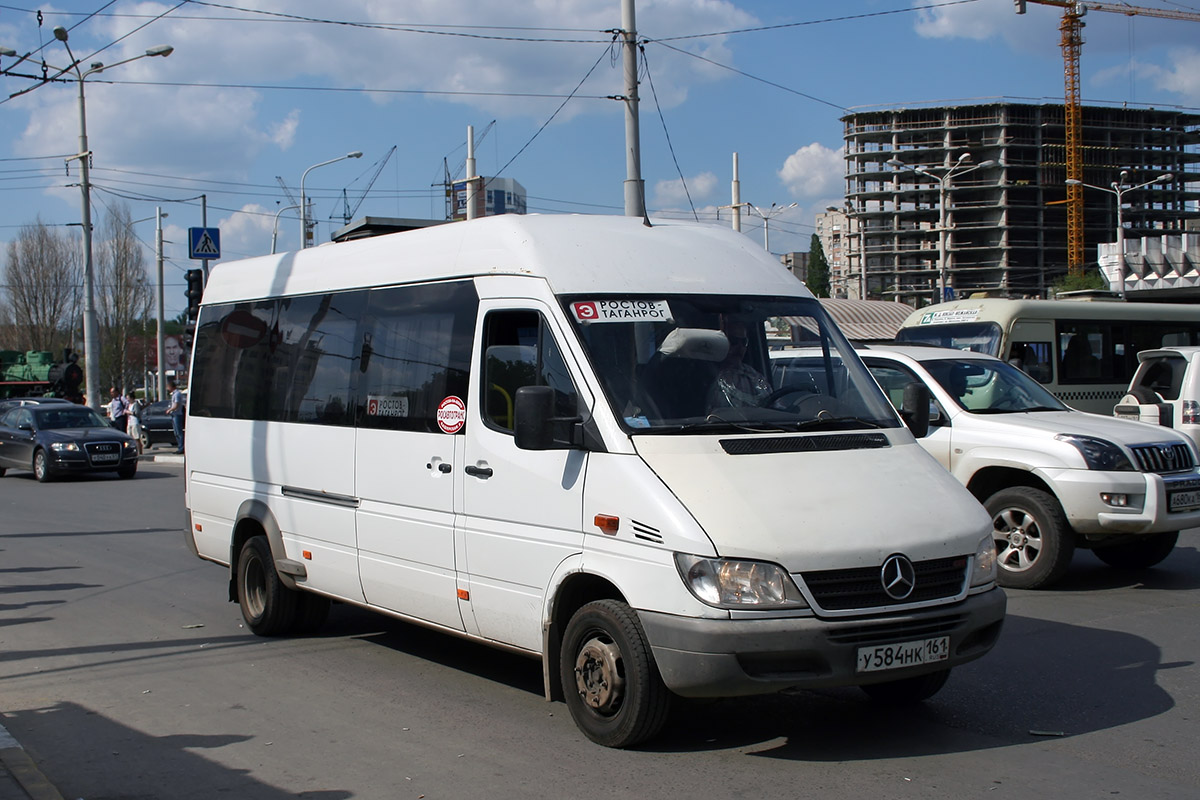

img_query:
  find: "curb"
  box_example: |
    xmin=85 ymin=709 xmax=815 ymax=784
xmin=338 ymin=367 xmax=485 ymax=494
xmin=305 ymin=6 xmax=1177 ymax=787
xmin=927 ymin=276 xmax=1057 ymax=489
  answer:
xmin=0 ymin=724 xmax=64 ymax=800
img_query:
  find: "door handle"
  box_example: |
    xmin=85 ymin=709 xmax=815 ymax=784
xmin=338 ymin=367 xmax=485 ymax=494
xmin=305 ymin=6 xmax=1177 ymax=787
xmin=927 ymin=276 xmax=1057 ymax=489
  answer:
xmin=464 ymin=464 xmax=494 ymax=479
xmin=438 ymin=462 xmax=453 ymax=474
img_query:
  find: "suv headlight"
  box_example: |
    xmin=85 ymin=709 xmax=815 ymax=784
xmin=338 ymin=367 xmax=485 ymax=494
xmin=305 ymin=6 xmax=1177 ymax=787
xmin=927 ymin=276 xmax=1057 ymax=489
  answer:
xmin=1056 ymin=434 xmax=1134 ymax=471
xmin=970 ymin=533 xmax=997 ymax=588
xmin=675 ymin=554 xmax=808 ymax=609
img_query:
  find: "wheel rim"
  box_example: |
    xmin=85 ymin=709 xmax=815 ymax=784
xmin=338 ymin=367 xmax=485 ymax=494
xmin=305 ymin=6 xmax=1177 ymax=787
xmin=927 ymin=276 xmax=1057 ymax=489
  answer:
xmin=242 ymin=552 xmax=267 ymax=619
xmin=573 ymin=632 xmax=625 ymax=716
xmin=993 ymin=506 xmax=1042 ymax=573
xmin=34 ymin=452 xmax=46 ymax=479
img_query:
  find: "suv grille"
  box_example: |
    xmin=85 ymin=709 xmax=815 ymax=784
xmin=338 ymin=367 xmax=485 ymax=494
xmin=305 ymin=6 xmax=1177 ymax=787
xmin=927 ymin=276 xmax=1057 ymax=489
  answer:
xmin=799 ymin=556 xmax=968 ymax=611
xmin=1130 ymin=443 xmax=1195 ymax=473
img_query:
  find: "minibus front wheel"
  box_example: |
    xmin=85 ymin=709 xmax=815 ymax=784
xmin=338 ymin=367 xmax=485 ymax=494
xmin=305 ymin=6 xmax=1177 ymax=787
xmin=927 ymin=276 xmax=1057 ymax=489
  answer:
xmin=560 ymin=599 xmax=670 ymax=748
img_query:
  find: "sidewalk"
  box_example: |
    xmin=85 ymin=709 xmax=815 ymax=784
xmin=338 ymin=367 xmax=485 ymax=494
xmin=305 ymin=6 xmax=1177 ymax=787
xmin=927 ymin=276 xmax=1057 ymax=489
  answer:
xmin=0 ymin=723 xmax=64 ymax=800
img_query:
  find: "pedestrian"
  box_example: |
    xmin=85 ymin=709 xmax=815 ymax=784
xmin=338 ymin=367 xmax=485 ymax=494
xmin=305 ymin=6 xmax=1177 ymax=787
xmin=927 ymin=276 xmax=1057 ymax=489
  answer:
xmin=127 ymin=395 xmax=144 ymax=454
xmin=108 ymin=386 xmax=129 ymax=432
xmin=165 ymin=380 xmax=185 ymax=454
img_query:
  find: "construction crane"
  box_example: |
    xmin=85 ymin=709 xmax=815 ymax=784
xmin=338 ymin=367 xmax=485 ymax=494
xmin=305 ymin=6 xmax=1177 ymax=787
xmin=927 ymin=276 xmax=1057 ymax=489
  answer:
xmin=1016 ymin=0 xmax=1200 ymax=276
xmin=341 ymin=145 xmax=396 ymax=224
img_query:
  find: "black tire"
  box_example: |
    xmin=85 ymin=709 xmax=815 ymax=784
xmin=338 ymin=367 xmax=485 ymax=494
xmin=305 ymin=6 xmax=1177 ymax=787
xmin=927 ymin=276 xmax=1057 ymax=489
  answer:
xmin=559 ymin=599 xmax=670 ymax=748
xmin=0 ymin=466 xmax=6 ymax=477
xmin=117 ymin=462 xmax=137 ymax=479
xmin=861 ymin=668 xmax=951 ymax=705
xmin=33 ymin=449 xmax=53 ymax=483
xmin=985 ymin=486 xmax=1075 ymax=589
xmin=236 ymin=536 xmax=298 ymax=636
xmin=1092 ymin=531 xmax=1179 ymax=570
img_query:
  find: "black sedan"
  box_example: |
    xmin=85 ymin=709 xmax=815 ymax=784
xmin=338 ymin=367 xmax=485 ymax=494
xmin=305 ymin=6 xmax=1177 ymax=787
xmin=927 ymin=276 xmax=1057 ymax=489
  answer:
xmin=137 ymin=399 xmax=185 ymax=449
xmin=0 ymin=404 xmax=139 ymax=481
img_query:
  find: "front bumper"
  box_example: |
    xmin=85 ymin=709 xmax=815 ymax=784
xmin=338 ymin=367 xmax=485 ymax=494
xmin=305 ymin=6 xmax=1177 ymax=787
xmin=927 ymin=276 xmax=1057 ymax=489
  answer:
xmin=48 ymin=449 xmax=138 ymax=474
xmin=1046 ymin=467 xmax=1200 ymax=534
xmin=639 ymin=587 xmax=1006 ymax=698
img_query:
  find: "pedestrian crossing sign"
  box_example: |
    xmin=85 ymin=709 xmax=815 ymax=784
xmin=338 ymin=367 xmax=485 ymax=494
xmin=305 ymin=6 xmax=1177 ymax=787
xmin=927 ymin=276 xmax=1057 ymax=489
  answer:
xmin=189 ymin=227 xmax=221 ymax=260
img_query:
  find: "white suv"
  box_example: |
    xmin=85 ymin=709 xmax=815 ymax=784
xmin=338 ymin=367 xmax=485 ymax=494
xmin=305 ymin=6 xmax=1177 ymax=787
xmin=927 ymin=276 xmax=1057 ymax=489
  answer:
xmin=772 ymin=345 xmax=1200 ymax=589
xmin=1114 ymin=346 xmax=1200 ymax=452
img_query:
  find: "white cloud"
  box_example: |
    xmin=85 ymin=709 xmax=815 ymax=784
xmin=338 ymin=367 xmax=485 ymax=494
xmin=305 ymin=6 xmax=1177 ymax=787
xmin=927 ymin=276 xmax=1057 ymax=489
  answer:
xmin=778 ymin=143 xmax=843 ymax=199
xmin=1114 ymin=49 xmax=1200 ymax=104
xmin=653 ymin=171 xmax=718 ymax=206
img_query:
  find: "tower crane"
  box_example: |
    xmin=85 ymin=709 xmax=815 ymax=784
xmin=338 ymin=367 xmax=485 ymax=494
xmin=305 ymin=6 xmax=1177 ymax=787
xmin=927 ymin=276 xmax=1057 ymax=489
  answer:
xmin=1015 ymin=0 xmax=1200 ymax=275
xmin=341 ymin=145 xmax=396 ymax=224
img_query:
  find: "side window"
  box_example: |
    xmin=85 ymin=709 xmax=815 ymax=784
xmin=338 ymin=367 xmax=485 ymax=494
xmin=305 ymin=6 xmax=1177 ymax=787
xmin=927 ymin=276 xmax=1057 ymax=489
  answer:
xmin=865 ymin=361 xmax=945 ymax=426
xmin=482 ymin=310 xmax=579 ymax=433
xmin=190 ymin=292 xmax=364 ymax=424
xmin=1010 ymin=341 xmax=1052 ymax=383
xmin=1058 ymin=323 xmax=1109 ymax=383
xmin=357 ymin=281 xmax=478 ymax=433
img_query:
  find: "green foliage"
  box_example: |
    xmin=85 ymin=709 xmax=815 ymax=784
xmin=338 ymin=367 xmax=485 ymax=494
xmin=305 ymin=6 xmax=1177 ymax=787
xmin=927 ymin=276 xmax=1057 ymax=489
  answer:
xmin=1051 ymin=270 xmax=1109 ymax=296
xmin=807 ymin=234 xmax=831 ymax=298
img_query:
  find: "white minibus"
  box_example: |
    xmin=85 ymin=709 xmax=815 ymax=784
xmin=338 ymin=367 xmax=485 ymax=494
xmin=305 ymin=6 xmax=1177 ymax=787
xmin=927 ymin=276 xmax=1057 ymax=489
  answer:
xmin=183 ymin=214 xmax=1005 ymax=748
xmin=896 ymin=297 xmax=1200 ymax=414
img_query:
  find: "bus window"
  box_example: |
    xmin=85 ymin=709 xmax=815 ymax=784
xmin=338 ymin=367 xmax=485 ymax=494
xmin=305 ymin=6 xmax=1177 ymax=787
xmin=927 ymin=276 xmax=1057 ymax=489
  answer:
xmin=1010 ymin=342 xmax=1052 ymax=383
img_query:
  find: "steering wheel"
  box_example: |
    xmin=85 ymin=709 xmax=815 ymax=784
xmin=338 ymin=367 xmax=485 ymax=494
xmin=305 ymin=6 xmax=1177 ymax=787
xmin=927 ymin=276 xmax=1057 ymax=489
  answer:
xmin=760 ymin=387 xmax=829 ymax=415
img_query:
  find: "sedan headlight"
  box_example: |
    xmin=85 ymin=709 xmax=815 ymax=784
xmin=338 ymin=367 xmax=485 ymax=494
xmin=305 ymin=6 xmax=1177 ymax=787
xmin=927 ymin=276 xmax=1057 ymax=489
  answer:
xmin=122 ymin=440 xmax=137 ymax=450
xmin=1056 ymin=434 xmax=1134 ymax=471
xmin=970 ymin=533 xmax=997 ymax=588
xmin=675 ymin=554 xmax=808 ymax=609
xmin=49 ymin=442 xmax=80 ymax=452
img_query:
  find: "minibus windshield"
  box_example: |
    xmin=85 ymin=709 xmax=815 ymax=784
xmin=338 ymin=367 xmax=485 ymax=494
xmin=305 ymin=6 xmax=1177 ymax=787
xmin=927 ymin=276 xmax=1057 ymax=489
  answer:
xmin=895 ymin=321 xmax=1002 ymax=355
xmin=562 ymin=294 xmax=901 ymax=434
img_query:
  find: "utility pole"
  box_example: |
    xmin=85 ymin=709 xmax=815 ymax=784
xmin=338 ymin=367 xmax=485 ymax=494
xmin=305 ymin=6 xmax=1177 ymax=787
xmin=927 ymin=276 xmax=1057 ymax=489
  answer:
xmin=466 ymin=124 xmax=478 ymax=221
xmin=155 ymin=207 xmax=167 ymax=401
xmin=621 ymin=0 xmax=644 ymax=217
xmin=729 ymin=153 xmax=743 ymax=232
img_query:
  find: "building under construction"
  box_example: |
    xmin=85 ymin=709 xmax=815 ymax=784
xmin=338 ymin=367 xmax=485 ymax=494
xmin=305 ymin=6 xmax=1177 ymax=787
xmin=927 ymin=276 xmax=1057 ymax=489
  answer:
xmin=841 ymin=101 xmax=1200 ymax=305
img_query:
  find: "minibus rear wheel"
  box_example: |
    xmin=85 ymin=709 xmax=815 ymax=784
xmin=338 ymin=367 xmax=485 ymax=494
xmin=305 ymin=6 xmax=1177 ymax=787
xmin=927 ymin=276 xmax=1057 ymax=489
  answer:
xmin=237 ymin=535 xmax=298 ymax=636
xmin=560 ymin=599 xmax=669 ymax=748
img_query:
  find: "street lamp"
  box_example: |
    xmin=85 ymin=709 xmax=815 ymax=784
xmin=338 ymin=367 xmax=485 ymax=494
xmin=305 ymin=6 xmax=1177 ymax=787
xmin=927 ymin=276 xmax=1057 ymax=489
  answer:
xmin=1065 ymin=171 xmax=1173 ymax=299
xmin=747 ymin=202 xmax=797 ymax=253
xmin=888 ymin=153 xmax=995 ymax=303
xmin=50 ymin=25 xmax=173 ymax=410
xmin=272 ymin=204 xmax=299 ymax=254
xmin=300 ymin=151 xmax=362 ymax=249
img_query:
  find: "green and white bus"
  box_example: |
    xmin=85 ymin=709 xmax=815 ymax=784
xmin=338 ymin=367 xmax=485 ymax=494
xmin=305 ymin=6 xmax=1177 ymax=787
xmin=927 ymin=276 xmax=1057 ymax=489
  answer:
xmin=895 ymin=298 xmax=1200 ymax=414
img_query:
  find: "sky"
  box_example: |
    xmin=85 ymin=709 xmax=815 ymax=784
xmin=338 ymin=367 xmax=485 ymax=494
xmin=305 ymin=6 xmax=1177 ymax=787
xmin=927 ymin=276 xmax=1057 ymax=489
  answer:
xmin=3 ymin=0 xmax=1200 ymax=320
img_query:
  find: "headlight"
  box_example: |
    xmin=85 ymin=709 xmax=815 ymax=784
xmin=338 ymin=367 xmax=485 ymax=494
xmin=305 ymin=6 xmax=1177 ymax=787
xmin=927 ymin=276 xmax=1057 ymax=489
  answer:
xmin=49 ymin=442 xmax=80 ymax=452
xmin=1056 ymin=434 xmax=1134 ymax=471
xmin=970 ymin=533 xmax=997 ymax=588
xmin=123 ymin=440 xmax=137 ymax=450
xmin=674 ymin=554 xmax=808 ymax=609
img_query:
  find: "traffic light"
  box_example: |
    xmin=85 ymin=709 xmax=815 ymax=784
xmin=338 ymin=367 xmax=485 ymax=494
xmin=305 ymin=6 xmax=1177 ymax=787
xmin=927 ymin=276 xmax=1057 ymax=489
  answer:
xmin=185 ymin=269 xmax=205 ymax=321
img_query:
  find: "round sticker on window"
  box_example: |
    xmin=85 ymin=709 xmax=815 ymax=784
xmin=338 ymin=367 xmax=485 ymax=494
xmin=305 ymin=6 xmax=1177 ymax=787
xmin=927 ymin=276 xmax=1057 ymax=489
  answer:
xmin=436 ymin=396 xmax=466 ymax=434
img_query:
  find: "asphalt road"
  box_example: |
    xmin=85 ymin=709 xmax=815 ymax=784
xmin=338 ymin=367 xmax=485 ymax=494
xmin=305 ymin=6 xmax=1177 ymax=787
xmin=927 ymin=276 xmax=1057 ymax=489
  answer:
xmin=2 ymin=464 xmax=1199 ymax=799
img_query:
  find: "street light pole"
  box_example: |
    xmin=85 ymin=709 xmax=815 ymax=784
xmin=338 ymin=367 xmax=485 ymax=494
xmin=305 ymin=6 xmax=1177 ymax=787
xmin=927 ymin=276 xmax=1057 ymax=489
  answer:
xmin=747 ymin=202 xmax=797 ymax=253
xmin=51 ymin=26 xmax=172 ymax=409
xmin=1066 ymin=171 xmax=1172 ymax=299
xmin=888 ymin=153 xmax=995 ymax=303
xmin=272 ymin=204 xmax=299 ymax=254
xmin=300 ymin=151 xmax=362 ymax=249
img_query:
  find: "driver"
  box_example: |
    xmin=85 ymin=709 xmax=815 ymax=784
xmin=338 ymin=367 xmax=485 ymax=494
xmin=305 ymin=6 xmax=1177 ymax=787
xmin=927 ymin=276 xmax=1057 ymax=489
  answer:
xmin=708 ymin=320 xmax=772 ymax=409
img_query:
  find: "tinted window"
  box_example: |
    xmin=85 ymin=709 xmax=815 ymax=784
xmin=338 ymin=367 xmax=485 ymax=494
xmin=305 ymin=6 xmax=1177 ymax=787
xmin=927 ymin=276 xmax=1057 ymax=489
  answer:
xmin=356 ymin=281 xmax=478 ymax=433
xmin=482 ymin=310 xmax=578 ymax=433
xmin=191 ymin=292 xmax=365 ymax=425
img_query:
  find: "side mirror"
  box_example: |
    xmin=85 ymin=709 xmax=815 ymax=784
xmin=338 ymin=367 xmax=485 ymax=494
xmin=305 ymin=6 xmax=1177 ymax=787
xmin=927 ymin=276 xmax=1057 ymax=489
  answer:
xmin=514 ymin=385 xmax=555 ymax=450
xmin=900 ymin=381 xmax=930 ymax=439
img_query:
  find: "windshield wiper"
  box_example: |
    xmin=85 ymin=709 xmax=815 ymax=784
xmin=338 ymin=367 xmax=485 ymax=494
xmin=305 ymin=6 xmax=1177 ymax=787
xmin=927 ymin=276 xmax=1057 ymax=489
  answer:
xmin=659 ymin=418 xmax=792 ymax=435
xmin=786 ymin=415 xmax=888 ymax=431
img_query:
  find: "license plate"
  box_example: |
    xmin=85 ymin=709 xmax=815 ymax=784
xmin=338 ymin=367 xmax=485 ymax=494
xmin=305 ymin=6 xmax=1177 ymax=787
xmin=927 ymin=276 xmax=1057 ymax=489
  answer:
xmin=90 ymin=452 xmax=119 ymax=463
xmin=1169 ymin=489 xmax=1200 ymax=512
xmin=856 ymin=636 xmax=949 ymax=673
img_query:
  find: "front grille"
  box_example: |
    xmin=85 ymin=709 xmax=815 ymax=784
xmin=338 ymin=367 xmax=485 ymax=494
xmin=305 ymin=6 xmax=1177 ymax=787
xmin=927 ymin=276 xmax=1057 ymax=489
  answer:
xmin=800 ymin=556 xmax=968 ymax=611
xmin=825 ymin=613 xmax=968 ymax=647
xmin=1130 ymin=442 xmax=1195 ymax=473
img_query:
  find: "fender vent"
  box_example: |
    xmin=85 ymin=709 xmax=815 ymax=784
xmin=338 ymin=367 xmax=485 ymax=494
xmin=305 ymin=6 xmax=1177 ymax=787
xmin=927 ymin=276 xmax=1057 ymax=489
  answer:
xmin=630 ymin=520 xmax=664 ymax=544
xmin=721 ymin=433 xmax=889 ymax=456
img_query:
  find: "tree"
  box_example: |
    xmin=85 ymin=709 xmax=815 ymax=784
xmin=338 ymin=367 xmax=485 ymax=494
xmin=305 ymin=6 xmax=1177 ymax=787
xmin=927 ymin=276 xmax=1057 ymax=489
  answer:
xmin=95 ymin=203 xmax=153 ymax=391
xmin=807 ymin=234 xmax=831 ymax=298
xmin=1050 ymin=268 xmax=1109 ymax=297
xmin=1 ymin=218 xmax=81 ymax=354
